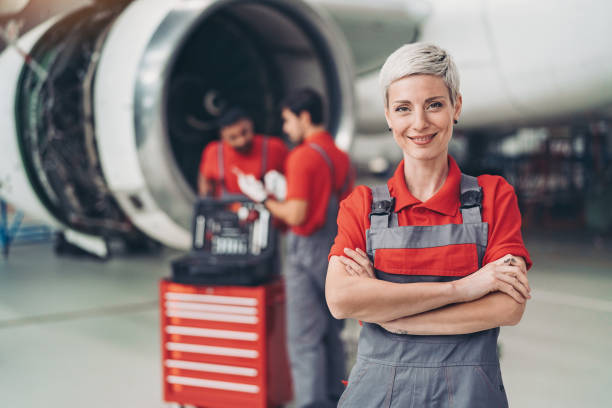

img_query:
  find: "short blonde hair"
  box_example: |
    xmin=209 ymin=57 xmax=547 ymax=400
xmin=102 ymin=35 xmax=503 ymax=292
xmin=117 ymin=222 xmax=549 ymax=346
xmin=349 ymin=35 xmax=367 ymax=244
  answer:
xmin=379 ymin=43 xmax=460 ymax=106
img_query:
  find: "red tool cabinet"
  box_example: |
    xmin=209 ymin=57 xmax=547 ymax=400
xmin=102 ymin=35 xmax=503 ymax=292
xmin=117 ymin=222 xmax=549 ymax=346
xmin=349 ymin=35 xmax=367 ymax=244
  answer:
xmin=160 ymin=278 xmax=292 ymax=408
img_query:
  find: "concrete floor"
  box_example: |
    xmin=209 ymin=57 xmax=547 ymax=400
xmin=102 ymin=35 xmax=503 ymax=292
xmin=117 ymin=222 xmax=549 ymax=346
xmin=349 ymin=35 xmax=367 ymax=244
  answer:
xmin=0 ymin=231 xmax=611 ymax=407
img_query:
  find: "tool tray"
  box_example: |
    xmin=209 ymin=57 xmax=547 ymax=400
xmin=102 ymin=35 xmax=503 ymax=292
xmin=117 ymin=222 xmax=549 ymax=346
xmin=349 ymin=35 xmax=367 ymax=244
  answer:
xmin=171 ymin=197 xmax=279 ymax=286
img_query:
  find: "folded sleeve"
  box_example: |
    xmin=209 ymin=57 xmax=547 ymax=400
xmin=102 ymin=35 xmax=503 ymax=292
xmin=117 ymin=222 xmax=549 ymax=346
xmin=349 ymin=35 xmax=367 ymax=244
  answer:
xmin=328 ymin=185 xmax=371 ymax=260
xmin=482 ymin=176 xmax=533 ymax=270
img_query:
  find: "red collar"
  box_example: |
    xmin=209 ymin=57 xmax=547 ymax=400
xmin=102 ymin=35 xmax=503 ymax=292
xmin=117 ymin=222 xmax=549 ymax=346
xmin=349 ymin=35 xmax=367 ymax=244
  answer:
xmin=387 ymin=155 xmax=461 ymax=216
xmin=304 ymin=130 xmax=332 ymax=144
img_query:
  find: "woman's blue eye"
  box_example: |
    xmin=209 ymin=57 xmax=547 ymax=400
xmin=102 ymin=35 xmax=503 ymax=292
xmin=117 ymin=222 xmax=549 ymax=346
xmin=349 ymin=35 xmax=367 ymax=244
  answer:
xmin=395 ymin=106 xmax=409 ymax=112
xmin=428 ymin=101 xmax=443 ymax=109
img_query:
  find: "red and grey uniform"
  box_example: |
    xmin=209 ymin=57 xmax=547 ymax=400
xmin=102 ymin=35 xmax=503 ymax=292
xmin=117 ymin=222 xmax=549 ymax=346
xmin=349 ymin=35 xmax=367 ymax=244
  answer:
xmin=285 ymin=131 xmax=354 ymax=408
xmin=199 ymin=135 xmax=288 ymax=198
xmin=330 ymin=156 xmax=531 ymax=407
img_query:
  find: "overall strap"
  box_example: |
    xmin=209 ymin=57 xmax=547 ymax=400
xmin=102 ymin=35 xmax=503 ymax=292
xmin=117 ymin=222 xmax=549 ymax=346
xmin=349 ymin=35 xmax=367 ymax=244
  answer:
xmin=367 ymin=185 xmax=394 ymax=258
xmin=460 ymin=173 xmax=486 ymax=266
xmin=308 ymin=142 xmax=336 ymax=194
xmin=460 ymin=174 xmax=483 ymax=224
xmin=308 ymin=142 xmax=333 ymax=174
xmin=260 ymin=136 xmax=269 ymax=179
xmin=308 ymin=142 xmax=353 ymax=201
xmin=369 ymin=185 xmax=398 ymax=229
xmin=217 ymin=143 xmax=227 ymax=196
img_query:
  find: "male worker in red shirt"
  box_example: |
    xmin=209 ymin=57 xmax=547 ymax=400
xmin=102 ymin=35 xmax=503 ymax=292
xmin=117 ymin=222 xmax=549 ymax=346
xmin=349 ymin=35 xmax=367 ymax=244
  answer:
xmin=237 ymin=89 xmax=354 ymax=408
xmin=198 ymin=107 xmax=288 ymax=197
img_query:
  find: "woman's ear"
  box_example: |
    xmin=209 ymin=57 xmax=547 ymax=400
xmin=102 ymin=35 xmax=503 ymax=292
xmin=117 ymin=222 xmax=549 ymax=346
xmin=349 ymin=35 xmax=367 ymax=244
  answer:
xmin=384 ymin=108 xmax=392 ymax=131
xmin=453 ymin=93 xmax=463 ymax=122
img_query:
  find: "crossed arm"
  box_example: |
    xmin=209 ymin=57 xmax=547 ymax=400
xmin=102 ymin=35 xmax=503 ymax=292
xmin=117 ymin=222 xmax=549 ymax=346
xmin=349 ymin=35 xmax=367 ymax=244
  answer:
xmin=325 ymin=249 xmax=530 ymax=335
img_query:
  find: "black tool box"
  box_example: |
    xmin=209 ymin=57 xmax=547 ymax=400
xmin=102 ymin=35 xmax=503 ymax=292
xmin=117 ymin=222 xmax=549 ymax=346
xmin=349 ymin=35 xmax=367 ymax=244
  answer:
xmin=171 ymin=197 xmax=279 ymax=286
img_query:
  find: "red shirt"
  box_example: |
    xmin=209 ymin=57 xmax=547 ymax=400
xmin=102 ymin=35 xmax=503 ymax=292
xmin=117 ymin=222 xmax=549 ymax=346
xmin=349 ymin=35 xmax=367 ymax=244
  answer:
xmin=286 ymin=131 xmax=354 ymax=236
xmin=200 ymin=135 xmax=288 ymax=196
xmin=329 ymin=156 xmax=532 ymax=275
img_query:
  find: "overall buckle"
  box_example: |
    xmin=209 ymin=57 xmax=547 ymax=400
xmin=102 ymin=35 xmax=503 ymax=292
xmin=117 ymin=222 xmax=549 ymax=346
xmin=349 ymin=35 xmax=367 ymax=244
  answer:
xmin=460 ymin=189 xmax=483 ymax=209
xmin=371 ymin=198 xmax=395 ymax=215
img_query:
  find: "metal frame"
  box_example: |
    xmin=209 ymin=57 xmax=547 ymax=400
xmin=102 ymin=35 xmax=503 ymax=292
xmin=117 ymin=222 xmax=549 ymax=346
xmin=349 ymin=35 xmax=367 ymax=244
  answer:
xmin=0 ymin=199 xmax=52 ymax=258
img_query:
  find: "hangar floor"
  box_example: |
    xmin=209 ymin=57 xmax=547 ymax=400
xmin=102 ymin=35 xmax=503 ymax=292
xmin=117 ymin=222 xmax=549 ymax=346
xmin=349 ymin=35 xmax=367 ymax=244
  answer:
xmin=0 ymin=231 xmax=611 ymax=408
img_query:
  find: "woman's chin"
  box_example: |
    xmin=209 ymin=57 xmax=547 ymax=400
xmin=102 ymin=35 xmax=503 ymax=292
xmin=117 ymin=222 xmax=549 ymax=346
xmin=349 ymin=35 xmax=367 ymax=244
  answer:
xmin=402 ymin=148 xmax=446 ymax=163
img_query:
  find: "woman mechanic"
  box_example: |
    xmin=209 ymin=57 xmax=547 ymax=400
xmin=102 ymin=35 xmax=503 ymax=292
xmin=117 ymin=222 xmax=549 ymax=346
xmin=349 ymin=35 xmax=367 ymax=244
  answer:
xmin=326 ymin=43 xmax=532 ymax=407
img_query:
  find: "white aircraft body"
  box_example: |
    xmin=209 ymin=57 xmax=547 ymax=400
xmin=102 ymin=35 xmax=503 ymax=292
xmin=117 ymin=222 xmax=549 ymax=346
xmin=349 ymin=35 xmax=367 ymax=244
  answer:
xmin=0 ymin=0 xmax=611 ymax=256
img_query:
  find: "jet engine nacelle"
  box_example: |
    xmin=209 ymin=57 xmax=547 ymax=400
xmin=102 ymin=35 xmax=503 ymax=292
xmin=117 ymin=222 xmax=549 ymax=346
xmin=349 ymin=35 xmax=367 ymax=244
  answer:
xmin=0 ymin=0 xmax=355 ymax=253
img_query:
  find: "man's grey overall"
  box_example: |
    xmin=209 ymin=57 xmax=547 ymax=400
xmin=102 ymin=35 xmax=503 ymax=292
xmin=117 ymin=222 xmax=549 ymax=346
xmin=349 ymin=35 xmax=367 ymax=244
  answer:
xmin=285 ymin=143 xmax=347 ymax=408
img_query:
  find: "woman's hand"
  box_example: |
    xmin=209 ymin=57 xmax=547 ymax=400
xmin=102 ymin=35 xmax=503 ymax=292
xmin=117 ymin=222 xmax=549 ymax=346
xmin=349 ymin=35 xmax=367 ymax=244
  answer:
xmin=338 ymin=248 xmax=376 ymax=279
xmin=455 ymin=254 xmax=531 ymax=303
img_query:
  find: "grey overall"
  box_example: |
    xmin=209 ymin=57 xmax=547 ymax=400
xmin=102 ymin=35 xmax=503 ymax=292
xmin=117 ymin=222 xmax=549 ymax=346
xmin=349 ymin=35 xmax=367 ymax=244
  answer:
xmin=338 ymin=175 xmax=509 ymax=408
xmin=285 ymin=143 xmax=349 ymax=408
xmin=216 ymin=136 xmax=269 ymax=197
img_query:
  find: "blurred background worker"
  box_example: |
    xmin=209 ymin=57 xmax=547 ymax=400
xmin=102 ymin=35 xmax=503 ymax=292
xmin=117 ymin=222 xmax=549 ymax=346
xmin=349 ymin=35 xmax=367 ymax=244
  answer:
xmin=198 ymin=107 xmax=288 ymax=197
xmin=237 ymin=89 xmax=355 ymax=408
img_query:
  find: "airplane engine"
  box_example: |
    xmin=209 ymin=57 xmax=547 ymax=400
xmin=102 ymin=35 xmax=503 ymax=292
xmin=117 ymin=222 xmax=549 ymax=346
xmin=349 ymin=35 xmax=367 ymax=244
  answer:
xmin=0 ymin=0 xmax=355 ymax=254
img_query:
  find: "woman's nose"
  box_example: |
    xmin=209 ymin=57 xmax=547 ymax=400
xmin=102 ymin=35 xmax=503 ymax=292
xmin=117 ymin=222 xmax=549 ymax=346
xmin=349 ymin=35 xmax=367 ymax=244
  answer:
xmin=411 ymin=109 xmax=428 ymax=131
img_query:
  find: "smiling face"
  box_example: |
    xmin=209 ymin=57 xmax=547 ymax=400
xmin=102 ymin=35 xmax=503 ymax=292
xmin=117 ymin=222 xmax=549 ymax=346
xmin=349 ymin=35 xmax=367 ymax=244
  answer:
xmin=385 ymin=74 xmax=461 ymax=163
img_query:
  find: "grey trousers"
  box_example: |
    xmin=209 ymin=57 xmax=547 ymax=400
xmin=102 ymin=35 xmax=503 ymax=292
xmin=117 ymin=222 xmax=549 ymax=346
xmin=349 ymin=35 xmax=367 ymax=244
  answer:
xmin=285 ymin=230 xmax=346 ymax=408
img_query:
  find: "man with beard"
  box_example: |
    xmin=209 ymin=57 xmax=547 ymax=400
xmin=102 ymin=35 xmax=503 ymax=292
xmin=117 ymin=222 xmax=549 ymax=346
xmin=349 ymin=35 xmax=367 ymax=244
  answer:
xmin=198 ymin=107 xmax=288 ymax=197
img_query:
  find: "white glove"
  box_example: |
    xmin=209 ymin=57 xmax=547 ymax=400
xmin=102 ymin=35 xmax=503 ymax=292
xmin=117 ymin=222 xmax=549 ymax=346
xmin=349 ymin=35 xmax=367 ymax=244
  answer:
xmin=237 ymin=173 xmax=267 ymax=203
xmin=264 ymin=170 xmax=287 ymax=201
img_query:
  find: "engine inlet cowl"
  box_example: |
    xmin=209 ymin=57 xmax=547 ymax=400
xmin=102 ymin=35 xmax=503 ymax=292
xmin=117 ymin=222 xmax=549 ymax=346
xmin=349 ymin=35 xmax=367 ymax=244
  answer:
xmin=94 ymin=0 xmax=355 ymax=249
